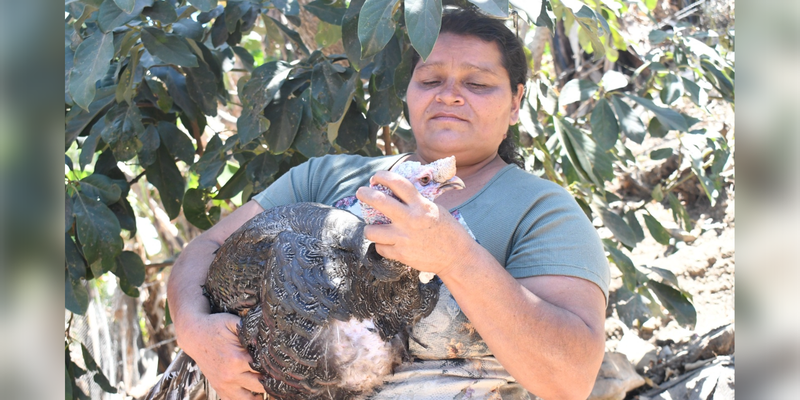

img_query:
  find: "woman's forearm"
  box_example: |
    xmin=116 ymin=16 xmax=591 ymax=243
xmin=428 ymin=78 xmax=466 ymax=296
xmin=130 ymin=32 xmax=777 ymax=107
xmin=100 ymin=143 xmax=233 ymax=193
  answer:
xmin=166 ymin=236 xmax=218 ymax=343
xmin=438 ymin=243 xmax=606 ymax=400
xmin=166 ymin=200 xmax=265 ymax=348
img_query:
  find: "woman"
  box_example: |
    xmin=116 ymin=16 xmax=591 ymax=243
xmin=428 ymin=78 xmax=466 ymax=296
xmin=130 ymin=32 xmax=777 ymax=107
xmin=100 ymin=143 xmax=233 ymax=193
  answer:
xmin=168 ymin=9 xmax=609 ymax=400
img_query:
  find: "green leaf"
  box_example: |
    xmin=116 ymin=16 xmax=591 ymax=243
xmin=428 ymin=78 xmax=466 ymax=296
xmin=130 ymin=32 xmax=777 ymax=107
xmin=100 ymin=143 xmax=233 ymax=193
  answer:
xmin=188 ymin=0 xmax=217 ymax=13
xmin=145 ymin=145 xmax=186 ymax=219
xmin=238 ymin=61 xmax=291 ymax=144
xmin=102 ymin=103 xmax=145 ymax=162
xmin=590 ymin=98 xmax=619 ymax=151
xmin=372 ymin=36 xmax=402 ymax=91
xmin=215 ymin=166 xmax=249 ymax=200
xmin=114 ymin=0 xmax=135 ymax=13
xmin=145 ymin=78 xmax=174 ymax=113
xmin=156 ymin=121 xmax=195 ymax=165
xmin=246 ymin=152 xmax=281 ymax=187
xmin=72 ymin=193 xmax=123 ymax=266
xmin=93 ymin=370 xmax=118 ymax=393
xmin=682 ymin=113 xmax=702 ymax=130
xmin=273 ymin=0 xmax=300 ymax=16
xmin=336 ymin=100 xmax=370 ymax=152
xmin=294 ymin=94 xmax=332 ymax=158
xmin=184 ymin=56 xmax=219 ymax=116
xmin=610 ymin=95 xmax=646 ymax=144
xmin=367 ymin=78 xmax=403 ymax=126
xmin=644 ymin=265 xmax=680 ymax=288
xmin=554 ymin=117 xmax=612 ymax=186
xmin=165 ymin=301 xmax=173 ymax=325
xmin=558 ymin=79 xmax=598 ymax=106
xmin=68 ymin=31 xmax=115 ymax=110
xmin=624 ymin=210 xmax=645 ymax=243
xmin=315 ymin=20 xmax=343 ymax=49
xmin=65 ymin=270 xmax=89 ymax=315
xmin=267 ymin=16 xmax=310 ymax=55
xmin=311 ymin=61 xmax=357 ymax=123
xmin=660 ymin=73 xmax=683 ymax=106
xmin=66 ymin=86 xmax=116 ymax=149
xmin=405 ymin=0 xmax=442 ymax=62
xmin=65 ymin=363 xmax=74 ymax=400
xmin=625 ymin=94 xmax=689 ymax=132
xmin=81 ymin=343 xmax=99 ymax=371
xmin=358 ymin=0 xmax=400 ymax=59
xmin=651 ymin=184 xmax=664 ymax=202
xmin=682 ymin=77 xmax=708 ymax=107
xmin=647 ymin=281 xmax=697 ymax=327
xmin=643 ymin=214 xmax=671 ymax=245
xmin=183 ymin=188 xmax=219 ymax=230
xmin=304 ymin=0 xmax=346 ymax=25
xmin=647 ymin=116 xmax=668 ymax=138
xmin=80 ymin=174 xmax=122 ymax=205
xmin=342 ymin=0 xmax=370 ymax=70
xmin=468 ymin=0 xmax=508 ymax=17
xmin=509 ymin=0 xmax=541 ymax=22
xmin=263 ymin=92 xmax=304 ymax=155
xmin=114 ymin=251 xmax=146 ymax=287
xmin=66 ymin=192 xmax=75 ymax=233
xmin=97 ymin=0 xmax=153 ymax=32
xmin=593 ymin=203 xmax=638 ymax=247
xmin=142 ymin=0 xmax=177 ymax=23
xmin=650 ymin=148 xmax=673 ymax=160
xmin=137 ymin=125 xmax=161 ymax=167
xmin=615 ymin=286 xmax=652 ymax=328
xmin=599 ymin=70 xmax=628 ymax=91
xmin=667 ymin=193 xmax=693 ymax=230
xmin=232 ymin=46 xmax=255 ymax=72
xmin=648 ymin=29 xmax=670 ymax=45
xmin=537 ymin=80 xmax=558 ymax=115
xmin=603 ymin=242 xmax=637 ymax=292
xmin=173 ymin=18 xmax=205 ymax=42
xmin=141 ymin=27 xmax=199 ymax=67
xmin=192 ymin=135 xmax=226 ymax=189
xmin=394 ymin=46 xmax=414 ymax=100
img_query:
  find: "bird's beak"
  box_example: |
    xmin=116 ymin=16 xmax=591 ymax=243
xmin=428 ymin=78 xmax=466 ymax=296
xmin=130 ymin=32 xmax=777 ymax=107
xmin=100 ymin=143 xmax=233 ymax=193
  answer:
xmin=439 ymin=176 xmax=465 ymax=193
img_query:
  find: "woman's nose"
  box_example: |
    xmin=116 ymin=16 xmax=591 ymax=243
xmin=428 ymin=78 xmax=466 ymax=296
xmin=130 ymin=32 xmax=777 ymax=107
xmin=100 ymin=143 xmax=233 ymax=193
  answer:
xmin=434 ymin=80 xmax=464 ymax=105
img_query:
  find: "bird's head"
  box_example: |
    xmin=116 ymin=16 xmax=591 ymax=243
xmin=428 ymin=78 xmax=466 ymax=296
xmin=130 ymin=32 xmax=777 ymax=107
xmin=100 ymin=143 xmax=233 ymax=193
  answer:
xmin=363 ymin=156 xmax=465 ymax=225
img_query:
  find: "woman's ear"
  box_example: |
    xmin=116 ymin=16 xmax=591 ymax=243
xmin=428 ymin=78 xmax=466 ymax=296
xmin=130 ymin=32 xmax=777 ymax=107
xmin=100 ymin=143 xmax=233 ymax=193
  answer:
xmin=509 ymin=83 xmax=525 ymax=125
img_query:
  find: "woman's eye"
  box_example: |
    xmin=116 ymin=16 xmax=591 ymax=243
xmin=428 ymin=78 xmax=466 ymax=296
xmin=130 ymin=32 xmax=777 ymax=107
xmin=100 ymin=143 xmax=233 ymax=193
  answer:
xmin=421 ymin=80 xmax=440 ymax=86
xmin=468 ymin=82 xmax=487 ymax=88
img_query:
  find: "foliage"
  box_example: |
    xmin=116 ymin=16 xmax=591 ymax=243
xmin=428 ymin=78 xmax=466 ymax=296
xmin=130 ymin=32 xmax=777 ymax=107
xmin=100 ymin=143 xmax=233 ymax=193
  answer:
xmin=64 ymin=0 xmax=733 ymax=395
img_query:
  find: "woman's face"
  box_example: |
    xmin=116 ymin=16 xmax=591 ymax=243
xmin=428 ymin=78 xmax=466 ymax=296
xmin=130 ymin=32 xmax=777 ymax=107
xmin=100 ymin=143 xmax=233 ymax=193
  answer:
xmin=407 ymin=33 xmax=524 ymax=166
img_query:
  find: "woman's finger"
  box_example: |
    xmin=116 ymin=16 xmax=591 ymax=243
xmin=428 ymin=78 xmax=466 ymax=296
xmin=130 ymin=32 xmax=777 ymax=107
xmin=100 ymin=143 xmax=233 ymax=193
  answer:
xmin=238 ymin=371 xmax=265 ymax=395
xmin=369 ymin=170 xmax=425 ymax=206
xmin=363 ymin=224 xmax=398 ymax=245
xmin=356 ymin=186 xmax=408 ymax=222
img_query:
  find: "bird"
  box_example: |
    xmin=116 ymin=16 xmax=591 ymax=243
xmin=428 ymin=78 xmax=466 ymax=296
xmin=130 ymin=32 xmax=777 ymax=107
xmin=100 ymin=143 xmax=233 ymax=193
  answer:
xmin=146 ymin=156 xmax=465 ymax=400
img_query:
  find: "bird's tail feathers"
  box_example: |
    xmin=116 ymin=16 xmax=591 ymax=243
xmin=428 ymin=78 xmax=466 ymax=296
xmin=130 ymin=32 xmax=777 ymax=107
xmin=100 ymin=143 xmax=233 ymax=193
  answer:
xmin=143 ymin=350 xmax=205 ymax=400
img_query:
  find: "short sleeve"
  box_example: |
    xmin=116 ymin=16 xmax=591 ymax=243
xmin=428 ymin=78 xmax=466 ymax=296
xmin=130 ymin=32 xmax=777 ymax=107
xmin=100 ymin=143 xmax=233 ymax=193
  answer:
xmin=458 ymin=167 xmax=610 ymax=302
xmin=505 ymin=186 xmax=610 ymax=301
xmin=251 ymin=157 xmax=315 ymax=209
xmin=251 ymin=154 xmax=405 ymax=211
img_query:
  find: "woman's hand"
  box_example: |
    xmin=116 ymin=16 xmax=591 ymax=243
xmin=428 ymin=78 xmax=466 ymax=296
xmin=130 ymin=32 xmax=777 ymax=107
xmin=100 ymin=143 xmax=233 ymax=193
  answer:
xmin=356 ymin=170 xmax=476 ymax=277
xmin=176 ymin=313 xmax=264 ymax=399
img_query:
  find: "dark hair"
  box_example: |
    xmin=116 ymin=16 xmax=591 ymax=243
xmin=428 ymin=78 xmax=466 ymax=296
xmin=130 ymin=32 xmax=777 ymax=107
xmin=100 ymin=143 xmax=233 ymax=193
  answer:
xmin=410 ymin=8 xmax=528 ymax=168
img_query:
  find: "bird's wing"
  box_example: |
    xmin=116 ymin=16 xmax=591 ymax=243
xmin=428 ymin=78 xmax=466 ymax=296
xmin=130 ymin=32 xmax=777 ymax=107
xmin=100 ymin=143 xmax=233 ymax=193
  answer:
xmin=237 ymin=204 xmax=367 ymax=399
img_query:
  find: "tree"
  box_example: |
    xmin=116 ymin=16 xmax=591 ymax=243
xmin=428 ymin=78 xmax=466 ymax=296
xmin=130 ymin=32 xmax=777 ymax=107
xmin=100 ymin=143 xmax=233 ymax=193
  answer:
xmin=64 ymin=0 xmax=734 ymax=396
